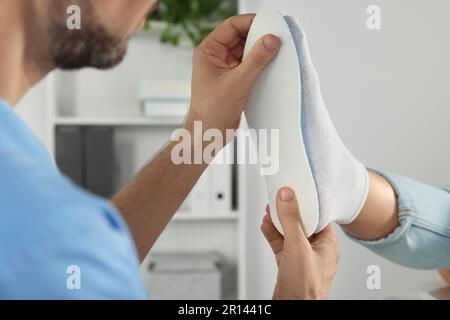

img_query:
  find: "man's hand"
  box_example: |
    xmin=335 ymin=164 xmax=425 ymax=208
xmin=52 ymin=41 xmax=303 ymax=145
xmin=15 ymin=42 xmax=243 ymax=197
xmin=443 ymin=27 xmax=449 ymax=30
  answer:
xmin=188 ymin=14 xmax=280 ymax=133
xmin=114 ymin=15 xmax=279 ymax=260
xmin=261 ymin=187 xmax=340 ymax=300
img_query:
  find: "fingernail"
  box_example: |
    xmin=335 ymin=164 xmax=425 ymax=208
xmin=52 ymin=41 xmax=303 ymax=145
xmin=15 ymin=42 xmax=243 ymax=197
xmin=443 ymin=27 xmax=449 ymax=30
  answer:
xmin=279 ymin=188 xmax=294 ymax=202
xmin=265 ymin=204 xmax=271 ymax=213
xmin=263 ymin=35 xmax=279 ymax=51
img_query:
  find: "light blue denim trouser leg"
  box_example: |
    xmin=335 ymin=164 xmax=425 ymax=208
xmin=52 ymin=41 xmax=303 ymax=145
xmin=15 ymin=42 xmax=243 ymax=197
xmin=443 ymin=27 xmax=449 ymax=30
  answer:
xmin=346 ymin=169 xmax=450 ymax=270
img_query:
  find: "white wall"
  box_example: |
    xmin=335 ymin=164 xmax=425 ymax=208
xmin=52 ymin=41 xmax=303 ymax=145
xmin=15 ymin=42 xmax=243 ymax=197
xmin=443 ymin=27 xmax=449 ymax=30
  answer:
xmin=240 ymin=0 xmax=450 ymax=299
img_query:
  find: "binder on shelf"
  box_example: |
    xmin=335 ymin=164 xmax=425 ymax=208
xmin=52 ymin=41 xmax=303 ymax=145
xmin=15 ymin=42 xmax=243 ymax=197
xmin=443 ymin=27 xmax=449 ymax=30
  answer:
xmin=55 ymin=126 xmax=83 ymax=186
xmin=189 ymin=168 xmax=211 ymax=215
xmin=209 ymin=143 xmax=234 ymax=214
xmin=55 ymin=125 xmax=115 ymax=198
xmin=178 ymin=193 xmax=192 ymax=213
xmin=85 ymin=127 xmax=114 ymax=197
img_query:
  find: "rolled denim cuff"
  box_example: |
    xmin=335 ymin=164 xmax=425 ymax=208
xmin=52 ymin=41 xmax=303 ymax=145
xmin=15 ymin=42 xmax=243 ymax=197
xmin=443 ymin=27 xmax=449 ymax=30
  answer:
xmin=346 ymin=169 xmax=450 ymax=269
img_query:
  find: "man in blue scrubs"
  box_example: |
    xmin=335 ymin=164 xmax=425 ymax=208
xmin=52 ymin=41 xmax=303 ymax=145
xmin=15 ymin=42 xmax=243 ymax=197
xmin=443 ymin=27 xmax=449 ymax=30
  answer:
xmin=0 ymin=0 xmax=340 ymax=299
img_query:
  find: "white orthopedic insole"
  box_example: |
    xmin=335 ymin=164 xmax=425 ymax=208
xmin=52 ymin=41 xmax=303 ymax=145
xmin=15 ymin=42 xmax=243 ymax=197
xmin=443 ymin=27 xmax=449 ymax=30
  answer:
xmin=243 ymin=9 xmax=319 ymax=237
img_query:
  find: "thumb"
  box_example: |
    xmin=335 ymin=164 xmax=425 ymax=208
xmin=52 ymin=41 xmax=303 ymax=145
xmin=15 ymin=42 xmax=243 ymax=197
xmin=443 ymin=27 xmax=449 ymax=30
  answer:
xmin=237 ymin=34 xmax=280 ymax=89
xmin=276 ymin=187 xmax=310 ymax=248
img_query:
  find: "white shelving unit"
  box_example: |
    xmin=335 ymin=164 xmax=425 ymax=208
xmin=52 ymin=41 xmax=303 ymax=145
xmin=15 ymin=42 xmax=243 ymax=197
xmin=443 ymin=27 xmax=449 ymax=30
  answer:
xmin=173 ymin=213 xmax=240 ymax=222
xmin=44 ymin=56 xmax=250 ymax=299
xmin=53 ymin=116 xmax=186 ymax=127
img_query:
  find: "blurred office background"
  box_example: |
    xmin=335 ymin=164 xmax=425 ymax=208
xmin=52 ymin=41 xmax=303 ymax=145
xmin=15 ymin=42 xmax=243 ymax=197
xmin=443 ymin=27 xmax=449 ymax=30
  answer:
xmin=16 ymin=0 xmax=450 ymax=299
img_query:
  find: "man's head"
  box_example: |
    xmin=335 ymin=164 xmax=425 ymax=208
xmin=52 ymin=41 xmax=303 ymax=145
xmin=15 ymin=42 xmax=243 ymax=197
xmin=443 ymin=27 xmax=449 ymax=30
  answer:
xmin=44 ymin=0 xmax=158 ymax=70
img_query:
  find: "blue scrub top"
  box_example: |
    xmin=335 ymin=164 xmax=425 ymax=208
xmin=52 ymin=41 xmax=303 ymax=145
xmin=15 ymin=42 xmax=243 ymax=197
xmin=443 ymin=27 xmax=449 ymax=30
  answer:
xmin=0 ymin=98 xmax=146 ymax=299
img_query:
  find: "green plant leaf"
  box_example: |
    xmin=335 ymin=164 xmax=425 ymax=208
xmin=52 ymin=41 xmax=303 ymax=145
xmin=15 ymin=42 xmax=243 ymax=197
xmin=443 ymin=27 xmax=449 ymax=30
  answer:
xmin=146 ymin=0 xmax=236 ymax=47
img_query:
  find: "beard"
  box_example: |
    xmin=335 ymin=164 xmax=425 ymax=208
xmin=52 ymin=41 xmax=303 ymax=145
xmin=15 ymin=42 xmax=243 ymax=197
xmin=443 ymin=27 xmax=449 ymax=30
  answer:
xmin=49 ymin=2 xmax=128 ymax=70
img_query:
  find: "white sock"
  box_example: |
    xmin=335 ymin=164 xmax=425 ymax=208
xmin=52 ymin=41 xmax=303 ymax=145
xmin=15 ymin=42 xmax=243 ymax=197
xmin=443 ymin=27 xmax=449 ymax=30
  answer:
xmin=285 ymin=16 xmax=369 ymax=232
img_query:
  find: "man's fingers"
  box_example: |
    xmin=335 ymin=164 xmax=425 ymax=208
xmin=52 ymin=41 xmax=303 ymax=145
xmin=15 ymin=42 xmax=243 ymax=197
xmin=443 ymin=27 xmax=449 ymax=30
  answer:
xmin=206 ymin=14 xmax=255 ymax=49
xmin=312 ymin=225 xmax=337 ymax=243
xmin=311 ymin=225 xmax=340 ymax=259
xmin=276 ymin=187 xmax=309 ymax=247
xmin=263 ymin=205 xmax=272 ymax=223
xmin=261 ymin=208 xmax=284 ymax=256
xmin=236 ymin=34 xmax=280 ymax=86
xmin=230 ymin=42 xmax=245 ymax=61
xmin=199 ymin=14 xmax=280 ymax=90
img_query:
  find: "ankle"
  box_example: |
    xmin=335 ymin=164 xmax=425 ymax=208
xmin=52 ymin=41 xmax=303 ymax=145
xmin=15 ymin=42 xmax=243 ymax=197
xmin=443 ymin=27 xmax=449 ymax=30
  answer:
xmin=342 ymin=172 xmax=399 ymax=241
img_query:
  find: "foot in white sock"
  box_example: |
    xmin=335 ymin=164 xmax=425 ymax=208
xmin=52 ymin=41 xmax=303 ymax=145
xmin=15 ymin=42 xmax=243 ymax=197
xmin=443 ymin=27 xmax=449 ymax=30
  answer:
xmin=244 ymin=10 xmax=320 ymax=237
xmin=285 ymin=16 xmax=369 ymax=232
xmin=244 ymin=10 xmax=368 ymax=235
